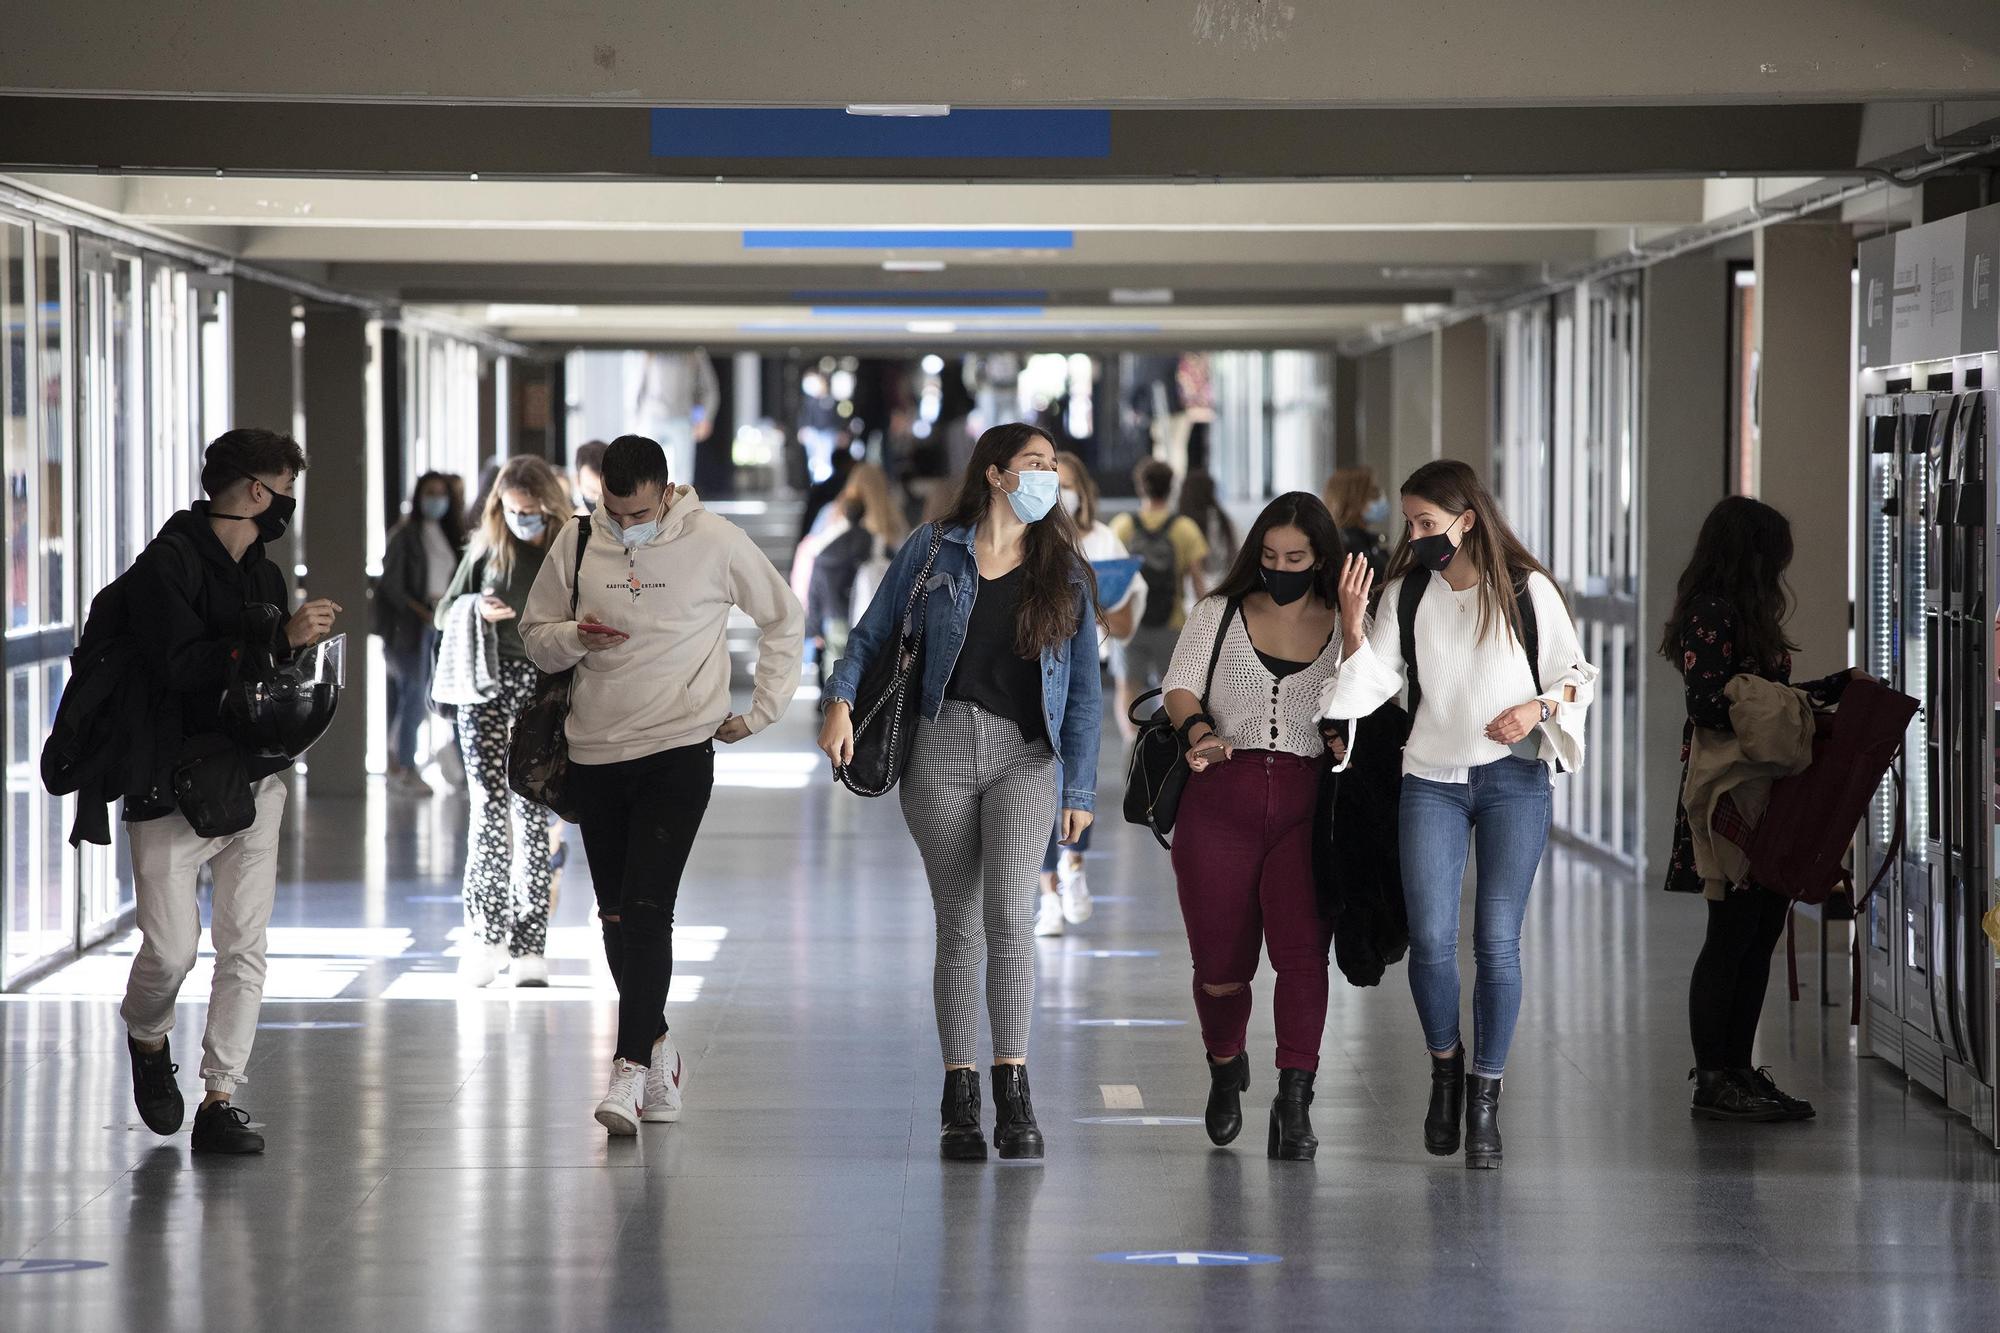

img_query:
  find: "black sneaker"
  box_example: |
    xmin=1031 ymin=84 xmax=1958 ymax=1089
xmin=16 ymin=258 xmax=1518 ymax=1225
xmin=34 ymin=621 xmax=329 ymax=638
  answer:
xmin=190 ymin=1101 xmax=266 ymax=1155
xmin=127 ymin=1035 xmax=185 ymax=1136
xmin=1745 ymin=1067 xmax=1816 ymax=1121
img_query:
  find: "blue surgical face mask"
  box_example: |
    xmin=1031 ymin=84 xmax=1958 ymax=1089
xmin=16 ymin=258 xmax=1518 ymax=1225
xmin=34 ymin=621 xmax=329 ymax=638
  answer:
xmin=613 ymin=516 xmax=660 ymax=548
xmin=1001 ymin=467 xmax=1061 ymax=524
xmin=505 ymin=510 xmax=547 ymax=542
xmin=1363 ymin=495 xmax=1390 ymax=526
xmin=420 ymin=495 xmax=451 ymax=522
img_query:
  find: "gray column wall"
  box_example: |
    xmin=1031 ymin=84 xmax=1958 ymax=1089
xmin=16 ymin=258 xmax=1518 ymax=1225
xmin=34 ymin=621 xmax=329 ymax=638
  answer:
xmin=1356 ymin=347 xmax=1395 ymax=491
xmin=1389 ymin=335 xmax=1436 ymax=487
xmin=1754 ymin=221 xmax=1856 ymax=678
xmin=1434 ymin=318 xmax=1491 ymax=470
xmin=299 ymin=306 xmax=373 ymax=798
xmin=231 ymin=278 xmax=300 ymax=577
xmin=1638 ymin=250 xmax=1731 ymax=881
xmin=1332 ymin=354 xmax=1361 ymax=471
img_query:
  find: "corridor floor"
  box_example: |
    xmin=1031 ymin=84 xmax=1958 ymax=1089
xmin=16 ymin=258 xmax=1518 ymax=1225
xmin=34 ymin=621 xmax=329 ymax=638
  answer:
xmin=3 ymin=704 xmax=1997 ymax=1332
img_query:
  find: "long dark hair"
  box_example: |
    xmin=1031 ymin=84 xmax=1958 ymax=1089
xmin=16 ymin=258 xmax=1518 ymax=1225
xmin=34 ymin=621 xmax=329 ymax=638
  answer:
xmin=1212 ymin=491 xmax=1342 ymax=608
xmin=1177 ymin=469 xmax=1237 ymax=562
xmin=1384 ymin=459 xmax=1559 ymax=647
xmin=399 ymin=470 xmax=464 ymax=551
xmin=939 ymin=423 xmax=1095 ymax=656
xmin=1658 ymin=495 xmax=1797 ymax=671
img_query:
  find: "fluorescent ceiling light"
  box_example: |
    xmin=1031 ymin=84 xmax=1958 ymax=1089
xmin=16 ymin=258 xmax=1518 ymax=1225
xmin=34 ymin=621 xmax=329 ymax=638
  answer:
xmin=846 ymin=104 xmax=951 ymax=117
xmin=883 ymin=260 xmax=948 ymax=273
xmin=485 ymin=304 xmax=579 ymax=321
xmin=1111 ymin=288 xmax=1174 ymax=305
xmin=907 ymin=320 xmax=959 ymax=335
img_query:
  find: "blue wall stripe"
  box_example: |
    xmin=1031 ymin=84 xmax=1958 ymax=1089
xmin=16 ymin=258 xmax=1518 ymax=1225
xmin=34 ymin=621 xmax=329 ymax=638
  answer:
xmin=745 ymin=230 xmax=1074 ymax=251
xmin=651 ymin=109 xmax=1110 ymax=160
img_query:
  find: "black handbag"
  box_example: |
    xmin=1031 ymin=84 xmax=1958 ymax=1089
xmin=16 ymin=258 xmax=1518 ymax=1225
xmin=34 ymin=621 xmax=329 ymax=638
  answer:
xmin=173 ymin=733 xmax=257 ymax=839
xmin=837 ymin=526 xmax=945 ymax=797
xmin=507 ymin=518 xmax=590 ymax=821
xmin=1121 ymin=599 xmax=1236 ymax=849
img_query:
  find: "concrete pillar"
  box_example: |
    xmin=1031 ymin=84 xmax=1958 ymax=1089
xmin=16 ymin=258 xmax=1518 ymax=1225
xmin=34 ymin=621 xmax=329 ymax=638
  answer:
xmin=1638 ymin=250 xmax=1731 ymax=880
xmin=1754 ymin=221 xmax=1856 ymax=677
xmin=1356 ymin=347 xmax=1395 ymax=490
xmin=299 ymin=305 xmax=373 ymax=798
xmin=231 ymin=279 xmax=300 ymax=577
xmin=1435 ymin=318 xmax=1491 ymax=470
xmin=1389 ymin=335 xmax=1436 ymax=487
xmin=1332 ymin=354 xmax=1361 ymax=471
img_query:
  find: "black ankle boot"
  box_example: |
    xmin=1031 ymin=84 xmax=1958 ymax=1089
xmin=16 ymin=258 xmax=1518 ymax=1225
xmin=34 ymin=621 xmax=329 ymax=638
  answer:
xmin=1743 ymin=1067 xmax=1815 ymax=1121
xmin=1465 ymin=1075 xmax=1503 ymax=1169
xmin=1266 ymin=1068 xmax=1318 ymax=1161
xmin=1424 ymin=1048 xmax=1465 ymax=1156
xmin=1688 ymin=1068 xmax=1787 ymax=1123
xmin=1205 ymin=1053 xmax=1250 ymax=1146
xmin=990 ymin=1065 xmax=1044 ymax=1160
xmin=939 ymin=1068 xmax=988 ymax=1161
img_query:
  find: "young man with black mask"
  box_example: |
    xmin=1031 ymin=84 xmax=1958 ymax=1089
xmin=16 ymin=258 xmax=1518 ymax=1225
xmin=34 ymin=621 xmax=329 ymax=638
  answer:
xmin=120 ymin=429 xmax=341 ymax=1155
xmin=523 ymin=434 xmax=803 ymax=1135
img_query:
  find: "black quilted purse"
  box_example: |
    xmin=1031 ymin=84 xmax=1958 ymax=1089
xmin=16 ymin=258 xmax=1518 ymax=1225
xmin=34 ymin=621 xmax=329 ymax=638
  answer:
xmin=836 ymin=527 xmax=945 ymax=797
xmin=508 ymin=518 xmax=590 ymax=820
xmin=1121 ymin=599 xmax=1236 ymax=849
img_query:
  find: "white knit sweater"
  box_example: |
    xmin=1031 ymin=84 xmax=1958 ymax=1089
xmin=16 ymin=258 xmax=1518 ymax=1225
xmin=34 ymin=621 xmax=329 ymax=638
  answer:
xmin=1318 ymin=570 xmax=1597 ymax=782
xmin=1165 ymin=595 xmax=1345 ymax=759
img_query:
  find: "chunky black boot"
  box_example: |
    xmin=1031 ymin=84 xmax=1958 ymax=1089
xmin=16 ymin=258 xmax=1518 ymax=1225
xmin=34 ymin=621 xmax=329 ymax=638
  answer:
xmin=1464 ymin=1075 xmax=1503 ymax=1169
xmin=1266 ymin=1068 xmax=1318 ymax=1161
xmin=1424 ymin=1047 xmax=1465 ymax=1157
xmin=1205 ymin=1053 xmax=1250 ymax=1146
xmin=990 ymin=1065 xmax=1045 ymax=1160
xmin=939 ymin=1068 xmax=988 ymax=1161
xmin=1743 ymin=1067 xmax=1815 ymax=1121
xmin=1687 ymin=1068 xmax=1787 ymax=1122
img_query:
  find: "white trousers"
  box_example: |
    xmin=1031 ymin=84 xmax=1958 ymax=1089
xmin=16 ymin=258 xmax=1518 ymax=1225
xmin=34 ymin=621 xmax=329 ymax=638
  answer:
xmin=120 ymin=777 xmax=288 ymax=1093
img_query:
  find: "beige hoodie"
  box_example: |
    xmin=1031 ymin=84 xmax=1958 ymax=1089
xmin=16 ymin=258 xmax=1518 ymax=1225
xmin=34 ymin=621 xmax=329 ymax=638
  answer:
xmin=521 ymin=486 xmax=804 ymax=764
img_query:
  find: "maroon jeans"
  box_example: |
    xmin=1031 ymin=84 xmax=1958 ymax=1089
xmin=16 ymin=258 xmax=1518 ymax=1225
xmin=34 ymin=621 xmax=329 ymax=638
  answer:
xmin=1170 ymin=751 xmax=1331 ymax=1071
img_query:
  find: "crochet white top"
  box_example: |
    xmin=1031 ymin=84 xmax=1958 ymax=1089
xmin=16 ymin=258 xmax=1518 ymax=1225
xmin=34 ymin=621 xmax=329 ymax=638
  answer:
xmin=1317 ymin=570 xmax=1597 ymax=783
xmin=1163 ymin=595 xmax=1345 ymax=759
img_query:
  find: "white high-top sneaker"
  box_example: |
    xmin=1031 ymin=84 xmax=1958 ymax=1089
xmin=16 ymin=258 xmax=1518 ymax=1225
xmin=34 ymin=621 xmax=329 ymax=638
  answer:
xmin=507 ymin=954 xmax=549 ymax=988
xmin=642 ymin=1032 xmax=684 ymax=1123
xmin=594 ymin=1059 xmax=644 ymax=1136
xmin=1058 ymin=858 xmax=1094 ymax=925
xmin=456 ymin=937 xmax=502 ymax=988
xmin=1034 ymin=893 xmax=1065 ymax=937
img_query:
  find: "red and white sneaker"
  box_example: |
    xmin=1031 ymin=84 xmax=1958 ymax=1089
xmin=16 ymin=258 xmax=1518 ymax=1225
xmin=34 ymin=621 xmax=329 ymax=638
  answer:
xmin=642 ymin=1032 xmax=684 ymax=1123
xmin=594 ymin=1058 xmax=644 ymax=1136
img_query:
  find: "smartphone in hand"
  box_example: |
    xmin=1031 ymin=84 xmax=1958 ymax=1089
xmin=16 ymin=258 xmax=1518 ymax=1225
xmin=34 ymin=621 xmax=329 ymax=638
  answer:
xmin=578 ymin=619 xmax=630 ymax=640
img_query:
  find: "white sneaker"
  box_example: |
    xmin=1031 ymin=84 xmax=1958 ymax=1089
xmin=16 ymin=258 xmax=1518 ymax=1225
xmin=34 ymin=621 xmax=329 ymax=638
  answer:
xmin=1058 ymin=861 xmax=1094 ymax=925
xmin=456 ymin=938 xmax=502 ymax=988
xmin=594 ymin=1059 xmax=644 ymax=1136
xmin=1034 ymin=893 xmax=1066 ymax=937
xmin=507 ymin=954 xmax=549 ymax=988
xmin=641 ymin=1032 xmax=684 ymax=1123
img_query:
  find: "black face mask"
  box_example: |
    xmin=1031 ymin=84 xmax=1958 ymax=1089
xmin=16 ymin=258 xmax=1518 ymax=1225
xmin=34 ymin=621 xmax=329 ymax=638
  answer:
xmin=1408 ymin=516 xmax=1465 ymax=572
xmin=217 ymin=472 xmax=295 ymax=544
xmin=1260 ymin=565 xmax=1316 ymax=606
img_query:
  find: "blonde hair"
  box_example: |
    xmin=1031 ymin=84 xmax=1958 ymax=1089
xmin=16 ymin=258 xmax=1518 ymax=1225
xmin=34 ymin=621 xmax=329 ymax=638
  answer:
xmin=473 ymin=455 xmax=572 ymax=579
xmin=837 ymin=462 xmax=909 ymax=547
xmin=1322 ymin=467 xmax=1378 ymax=529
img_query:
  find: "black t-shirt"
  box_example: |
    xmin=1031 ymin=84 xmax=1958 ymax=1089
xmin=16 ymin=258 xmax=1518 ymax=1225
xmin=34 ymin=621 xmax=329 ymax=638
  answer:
xmin=945 ymin=565 xmax=1045 ymax=741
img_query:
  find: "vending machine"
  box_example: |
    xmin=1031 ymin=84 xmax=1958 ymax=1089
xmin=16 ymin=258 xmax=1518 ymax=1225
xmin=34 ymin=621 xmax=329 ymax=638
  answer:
xmin=1855 ymin=202 xmax=2000 ymax=1146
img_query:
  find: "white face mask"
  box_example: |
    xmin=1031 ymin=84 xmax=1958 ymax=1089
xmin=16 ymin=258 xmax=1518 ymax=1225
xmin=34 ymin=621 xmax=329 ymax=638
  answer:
xmin=1061 ymin=487 xmax=1083 ymax=520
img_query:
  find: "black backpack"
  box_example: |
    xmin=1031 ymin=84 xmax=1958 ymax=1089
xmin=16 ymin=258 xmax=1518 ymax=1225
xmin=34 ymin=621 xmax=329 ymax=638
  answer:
xmin=1127 ymin=515 xmax=1180 ymax=629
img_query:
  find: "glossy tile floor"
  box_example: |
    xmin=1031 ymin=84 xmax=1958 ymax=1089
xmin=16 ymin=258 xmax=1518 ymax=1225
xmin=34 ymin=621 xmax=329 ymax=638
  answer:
xmin=4 ymin=704 xmax=1997 ymax=1332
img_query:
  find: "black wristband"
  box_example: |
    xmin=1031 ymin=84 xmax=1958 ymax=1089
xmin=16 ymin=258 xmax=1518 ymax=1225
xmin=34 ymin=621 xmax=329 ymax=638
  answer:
xmin=1177 ymin=712 xmax=1216 ymax=745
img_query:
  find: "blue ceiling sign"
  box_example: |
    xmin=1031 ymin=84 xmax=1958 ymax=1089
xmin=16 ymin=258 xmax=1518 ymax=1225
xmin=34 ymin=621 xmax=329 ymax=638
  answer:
xmin=0 ymin=1259 xmax=111 ymax=1276
xmin=652 ymin=109 xmax=1111 ymax=160
xmin=1094 ymin=1251 xmax=1282 ymax=1267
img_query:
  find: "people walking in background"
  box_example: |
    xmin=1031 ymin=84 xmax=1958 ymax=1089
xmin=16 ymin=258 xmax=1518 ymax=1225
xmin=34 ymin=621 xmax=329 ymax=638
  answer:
xmin=633 ymin=350 xmax=720 ymax=490
xmin=1178 ymin=424 xmax=1238 ymax=581
xmin=1661 ymin=497 xmax=1857 ymax=1124
xmin=376 ymin=471 xmax=463 ymax=796
xmin=1161 ymin=492 xmax=1348 ymax=1159
xmin=1322 ymin=459 xmax=1595 ymax=1170
xmin=439 ymin=456 xmax=575 ymax=989
xmin=1034 ymin=450 xmax=1146 ymax=937
xmin=573 ymin=440 xmax=608 ymax=514
xmin=523 ymin=435 xmax=803 ymax=1137
xmin=118 ymin=429 xmax=341 ymax=1155
xmin=1110 ymin=459 xmax=1210 ymax=737
xmin=819 ymin=423 xmax=1101 ymax=1163
xmin=1323 ymin=467 xmax=1389 ymax=581
xmin=793 ymin=461 xmax=909 ymax=671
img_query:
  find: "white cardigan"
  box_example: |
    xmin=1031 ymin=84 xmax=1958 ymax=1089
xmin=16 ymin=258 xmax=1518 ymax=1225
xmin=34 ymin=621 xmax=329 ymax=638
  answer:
xmin=1165 ymin=595 xmax=1345 ymax=759
xmin=1318 ymin=570 xmax=1597 ymax=783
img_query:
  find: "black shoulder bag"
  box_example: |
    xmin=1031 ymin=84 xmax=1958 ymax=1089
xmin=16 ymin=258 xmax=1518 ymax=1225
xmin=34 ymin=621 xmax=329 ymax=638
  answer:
xmin=1121 ymin=599 xmax=1237 ymax=849
xmin=837 ymin=526 xmax=945 ymax=797
xmin=508 ymin=518 xmax=591 ymax=820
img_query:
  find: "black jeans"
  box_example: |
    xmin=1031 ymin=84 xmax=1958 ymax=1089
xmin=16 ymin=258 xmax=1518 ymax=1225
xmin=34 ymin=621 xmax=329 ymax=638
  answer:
xmin=1687 ymin=888 xmax=1791 ymax=1070
xmin=570 ymin=742 xmax=715 ymax=1065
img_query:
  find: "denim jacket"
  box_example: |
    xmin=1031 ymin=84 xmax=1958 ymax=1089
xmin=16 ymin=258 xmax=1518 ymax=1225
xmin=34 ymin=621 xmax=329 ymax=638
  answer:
xmin=826 ymin=522 xmax=1101 ymax=812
